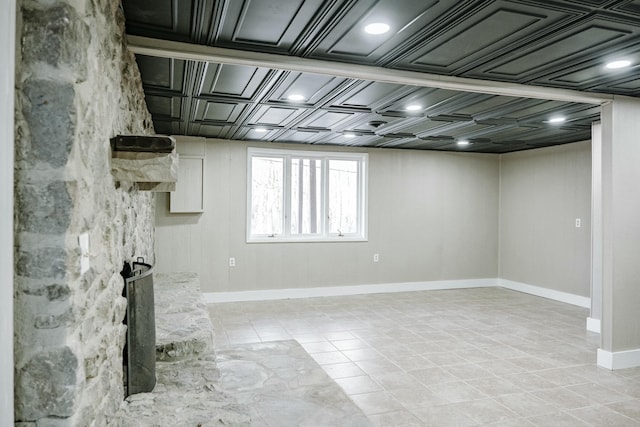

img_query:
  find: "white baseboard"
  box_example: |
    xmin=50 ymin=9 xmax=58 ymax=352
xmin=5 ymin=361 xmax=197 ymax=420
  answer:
xmin=204 ymin=278 xmax=499 ymax=303
xmin=498 ymin=279 xmax=591 ymax=308
xmin=586 ymin=317 xmax=601 ymax=333
xmin=597 ymin=348 xmax=640 ymax=370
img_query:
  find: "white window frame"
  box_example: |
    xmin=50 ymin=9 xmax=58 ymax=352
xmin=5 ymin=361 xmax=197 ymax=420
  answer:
xmin=247 ymin=147 xmax=368 ymax=243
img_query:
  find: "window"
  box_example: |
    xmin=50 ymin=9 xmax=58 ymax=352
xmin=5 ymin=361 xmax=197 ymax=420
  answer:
xmin=247 ymin=147 xmax=367 ymax=242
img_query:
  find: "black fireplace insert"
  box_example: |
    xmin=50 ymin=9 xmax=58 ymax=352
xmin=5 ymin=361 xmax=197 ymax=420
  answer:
xmin=121 ymin=258 xmax=156 ymax=397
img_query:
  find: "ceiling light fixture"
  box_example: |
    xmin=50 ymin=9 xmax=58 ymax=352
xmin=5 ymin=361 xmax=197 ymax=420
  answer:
xmin=344 ymin=133 xmax=357 ymax=138
xmin=287 ymin=94 xmax=306 ymax=101
xmin=547 ymin=117 xmax=566 ymax=124
xmin=364 ymin=23 xmax=390 ymax=35
xmin=254 ymin=128 xmax=268 ymax=133
xmin=406 ymin=104 xmax=422 ymax=111
xmin=457 ymin=140 xmax=470 ymax=146
xmin=606 ymin=59 xmax=632 ymax=69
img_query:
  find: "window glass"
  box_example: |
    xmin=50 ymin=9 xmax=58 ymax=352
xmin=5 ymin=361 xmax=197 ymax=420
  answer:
xmin=328 ymin=159 xmax=359 ymax=235
xmin=291 ymin=158 xmax=322 ymax=235
xmin=250 ymin=156 xmax=283 ymax=236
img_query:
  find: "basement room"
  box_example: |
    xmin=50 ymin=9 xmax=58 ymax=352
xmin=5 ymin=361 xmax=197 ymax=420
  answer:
xmin=3 ymin=0 xmax=640 ymax=425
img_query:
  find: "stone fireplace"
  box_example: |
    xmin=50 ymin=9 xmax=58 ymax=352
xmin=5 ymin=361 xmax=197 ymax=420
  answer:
xmin=13 ymin=0 xmax=157 ymax=423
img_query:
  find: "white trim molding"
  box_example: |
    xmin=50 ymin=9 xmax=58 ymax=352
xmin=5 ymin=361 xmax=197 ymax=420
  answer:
xmin=597 ymin=348 xmax=640 ymax=370
xmin=205 ymin=278 xmax=499 ymax=303
xmin=1 ymin=0 xmax=15 ymax=423
xmin=498 ymin=279 xmax=591 ymax=308
xmin=206 ymin=278 xmax=592 ymax=307
xmin=586 ymin=317 xmax=601 ymax=333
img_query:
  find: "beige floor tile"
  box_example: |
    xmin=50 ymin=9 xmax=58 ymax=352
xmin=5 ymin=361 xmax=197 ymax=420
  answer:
xmin=569 ymin=405 xmax=640 ymax=426
xmin=566 ymin=382 xmax=634 ymax=405
xmin=458 ymin=398 xmax=519 ymax=424
xmin=322 ymin=361 xmax=367 ymax=379
xmin=369 ymin=371 xmax=421 ymax=391
xmin=335 ymin=375 xmax=383 ymax=395
xmin=408 ymin=366 xmax=458 ymax=386
xmin=533 ymin=367 xmax=592 ymax=387
xmin=323 ymin=331 xmax=356 ymax=341
xmin=608 ymin=399 xmax=640 ymax=420
xmin=332 ymin=338 xmax=368 ymax=351
xmin=494 ymin=392 xmax=557 ymax=417
xmin=356 ymin=358 xmax=403 ymax=376
xmin=368 ymin=410 xmax=423 ymax=427
xmin=342 ymin=347 xmax=383 ymax=362
xmin=349 ymin=390 xmax=405 ymax=415
xmin=310 ymin=351 xmax=350 ymax=365
xmin=427 ymin=380 xmax=488 ymax=403
xmin=526 ymin=411 xmax=589 ymax=426
xmin=466 ymin=376 xmax=524 ymax=397
xmin=425 ymin=351 xmax=474 ymax=366
xmin=444 ymin=363 xmax=494 ymax=380
xmin=503 ymin=372 xmax=557 ymax=392
xmin=531 ymin=387 xmax=592 ymax=410
xmin=387 ymin=384 xmax=448 ymax=409
xmin=411 ymin=402 xmax=477 ymax=426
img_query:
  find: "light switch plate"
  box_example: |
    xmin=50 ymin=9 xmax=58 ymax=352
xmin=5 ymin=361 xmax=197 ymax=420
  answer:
xmin=79 ymin=233 xmax=89 ymax=255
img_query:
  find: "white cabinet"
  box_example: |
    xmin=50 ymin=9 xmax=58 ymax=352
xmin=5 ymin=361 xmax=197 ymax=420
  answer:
xmin=169 ymin=137 xmax=205 ymax=213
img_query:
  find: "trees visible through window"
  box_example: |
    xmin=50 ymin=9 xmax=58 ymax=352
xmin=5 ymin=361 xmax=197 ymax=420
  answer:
xmin=247 ymin=148 xmax=367 ymax=242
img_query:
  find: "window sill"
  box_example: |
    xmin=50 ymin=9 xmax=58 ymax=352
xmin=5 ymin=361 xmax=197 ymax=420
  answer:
xmin=247 ymin=236 xmax=368 ymax=244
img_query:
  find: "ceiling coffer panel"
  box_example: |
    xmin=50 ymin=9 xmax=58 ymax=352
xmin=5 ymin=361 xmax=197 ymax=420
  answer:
xmin=309 ymin=0 xmax=446 ymax=61
xmin=477 ymin=18 xmax=639 ymax=82
xmin=135 ymin=55 xmax=185 ymax=91
xmin=264 ymin=72 xmax=351 ymax=105
xmin=123 ymin=0 xmax=192 ymax=39
xmin=198 ymin=63 xmax=272 ymax=99
xmin=216 ymin=0 xmax=327 ymax=51
xmin=395 ymin=2 xmax=573 ymax=74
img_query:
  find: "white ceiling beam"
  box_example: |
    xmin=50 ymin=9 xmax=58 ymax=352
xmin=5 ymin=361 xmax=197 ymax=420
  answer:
xmin=127 ymin=35 xmax=610 ymax=105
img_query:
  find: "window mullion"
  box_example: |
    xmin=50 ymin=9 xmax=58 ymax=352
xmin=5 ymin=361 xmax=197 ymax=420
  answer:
xmin=358 ymin=159 xmax=364 ymax=236
xmin=321 ymin=157 xmax=329 ymax=238
xmin=283 ymin=155 xmax=291 ymax=238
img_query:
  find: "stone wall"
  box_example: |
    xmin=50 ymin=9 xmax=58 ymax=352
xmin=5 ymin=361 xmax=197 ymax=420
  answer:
xmin=14 ymin=0 xmax=155 ymax=424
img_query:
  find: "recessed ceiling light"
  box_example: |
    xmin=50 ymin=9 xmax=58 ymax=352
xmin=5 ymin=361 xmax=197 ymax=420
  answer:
xmin=344 ymin=133 xmax=357 ymax=138
xmin=364 ymin=23 xmax=390 ymax=35
xmin=255 ymin=128 xmax=267 ymax=133
xmin=457 ymin=140 xmax=470 ymax=146
xmin=606 ymin=59 xmax=632 ymax=69
xmin=287 ymin=94 xmax=306 ymax=101
xmin=547 ymin=117 xmax=566 ymax=124
xmin=406 ymin=104 xmax=422 ymax=111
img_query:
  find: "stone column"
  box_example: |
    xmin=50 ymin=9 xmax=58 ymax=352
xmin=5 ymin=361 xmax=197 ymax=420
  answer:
xmin=598 ymin=96 xmax=640 ymax=369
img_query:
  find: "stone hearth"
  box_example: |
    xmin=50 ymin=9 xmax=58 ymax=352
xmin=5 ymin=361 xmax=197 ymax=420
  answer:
xmin=218 ymin=341 xmax=373 ymax=427
xmin=116 ymin=273 xmax=372 ymax=426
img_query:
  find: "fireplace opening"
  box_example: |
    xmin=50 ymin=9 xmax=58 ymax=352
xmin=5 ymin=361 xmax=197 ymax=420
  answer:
xmin=120 ymin=258 xmax=156 ymax=397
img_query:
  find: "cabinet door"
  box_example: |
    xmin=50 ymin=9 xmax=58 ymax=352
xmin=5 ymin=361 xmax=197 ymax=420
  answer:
xmin=170 ymin=156 xmax=204 ymax=213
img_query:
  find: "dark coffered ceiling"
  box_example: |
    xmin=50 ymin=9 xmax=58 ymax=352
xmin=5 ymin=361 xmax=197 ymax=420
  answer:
xmin=122 ymin=0 xmax=640 ymax=153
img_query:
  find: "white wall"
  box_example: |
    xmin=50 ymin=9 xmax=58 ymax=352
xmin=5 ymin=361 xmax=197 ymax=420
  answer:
xmin=1 ymin=0 xmax=15 ymax=423
xmin=499 ymin=141 xmax=592 ymax=297
xmin=156 ymin=139 xmax=500 ymax=292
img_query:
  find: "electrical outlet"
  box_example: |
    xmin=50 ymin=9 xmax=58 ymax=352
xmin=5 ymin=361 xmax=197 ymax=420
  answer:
xmin=229 ymin=257 xmax=236 ymax=267
xmin=575 ymin=218 xmax=581 ymax=228
xmin=373 ymin=253 xmax=379 ymax=263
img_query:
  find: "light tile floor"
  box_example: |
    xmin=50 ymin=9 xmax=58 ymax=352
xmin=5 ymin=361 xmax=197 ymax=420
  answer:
xmin=208 ymin=287 xmax=640 ymax=426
